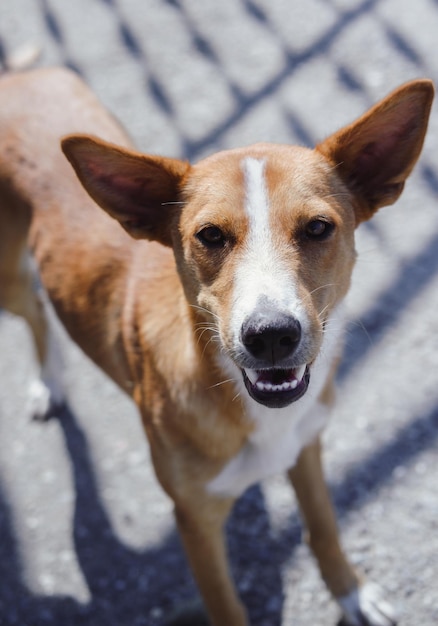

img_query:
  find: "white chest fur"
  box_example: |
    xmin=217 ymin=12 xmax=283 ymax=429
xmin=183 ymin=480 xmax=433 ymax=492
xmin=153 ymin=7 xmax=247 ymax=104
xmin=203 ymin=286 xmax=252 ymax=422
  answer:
xmin=207 ymin=308 xmax=344 ymax=498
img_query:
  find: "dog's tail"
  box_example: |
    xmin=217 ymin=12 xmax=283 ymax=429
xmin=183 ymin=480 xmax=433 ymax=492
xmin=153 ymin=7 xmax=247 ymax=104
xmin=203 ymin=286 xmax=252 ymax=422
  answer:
xmin=0 ymin=43 xmax=41 ymax=75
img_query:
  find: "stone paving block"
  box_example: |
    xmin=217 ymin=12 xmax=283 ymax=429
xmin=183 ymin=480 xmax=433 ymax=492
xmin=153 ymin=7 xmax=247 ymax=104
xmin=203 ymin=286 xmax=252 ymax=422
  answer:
xmin=378 ymin=0 xmax=438 ymax=76
xmin=89 ymin=57 xmax=185 ymax=158
xmin=249 ymin=0 xmax=339 ymax=54
xmin=49 ymin=0 xmax=126 ymax=70
xmin=329 ymin=13 xmax=424 ymax=94
xmin=0 ymin=0 xmax=58 ymax=64
xmin=278 ymin=56 xmax=368 ymax=145
xmin=218 ymin=96 xmax=293 ymax=152
xmin=181 ymin=0 xmax=287 ymax=96
xmin=118 ymin=0 xmax=238 ymax=144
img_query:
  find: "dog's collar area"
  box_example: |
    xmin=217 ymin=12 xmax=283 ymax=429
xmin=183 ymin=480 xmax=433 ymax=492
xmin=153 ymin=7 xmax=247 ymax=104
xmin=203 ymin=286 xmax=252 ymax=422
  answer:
xmin=242 ymin=365 xmax=310 ymax=408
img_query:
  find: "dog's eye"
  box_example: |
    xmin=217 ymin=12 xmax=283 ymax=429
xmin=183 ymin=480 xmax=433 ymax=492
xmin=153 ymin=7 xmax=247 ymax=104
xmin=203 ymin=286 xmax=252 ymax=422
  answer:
xmin=305 ymin=219 xmax=334 ymax=241
xmin=196 ymin=226 xmax=226 ymax=248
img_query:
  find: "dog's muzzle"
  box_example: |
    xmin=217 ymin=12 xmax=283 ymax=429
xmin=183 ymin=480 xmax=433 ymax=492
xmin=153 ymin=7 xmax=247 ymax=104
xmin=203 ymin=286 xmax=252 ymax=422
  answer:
xmin=239 ymin=306 xmax=310 ymax=408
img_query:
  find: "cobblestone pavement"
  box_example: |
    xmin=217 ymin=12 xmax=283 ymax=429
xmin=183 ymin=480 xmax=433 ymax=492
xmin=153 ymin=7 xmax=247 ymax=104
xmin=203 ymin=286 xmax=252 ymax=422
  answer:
xmin=1 ymin=1 xmax=438 ymax=625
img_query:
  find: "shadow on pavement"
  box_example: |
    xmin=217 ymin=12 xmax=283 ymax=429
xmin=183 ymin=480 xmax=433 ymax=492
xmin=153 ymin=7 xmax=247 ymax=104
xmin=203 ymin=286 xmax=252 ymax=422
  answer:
xmin=1 ymin=393 xmax=438 ymax=625
xmin=0 ymin=404 xmax=282 ymax=626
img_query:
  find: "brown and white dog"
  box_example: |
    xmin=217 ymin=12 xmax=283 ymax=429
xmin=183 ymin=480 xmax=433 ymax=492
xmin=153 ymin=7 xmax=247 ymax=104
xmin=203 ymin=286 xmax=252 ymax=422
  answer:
xmin=0 ymin=68 xmax=433 ymax=626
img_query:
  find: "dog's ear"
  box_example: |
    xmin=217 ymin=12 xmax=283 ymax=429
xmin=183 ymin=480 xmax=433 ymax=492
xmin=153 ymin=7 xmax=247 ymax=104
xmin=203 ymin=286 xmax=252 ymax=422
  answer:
xmin=317 ymin=79 xmax=434 ymax=224
xmin=62 ymin=135 xmax=190 ymax=246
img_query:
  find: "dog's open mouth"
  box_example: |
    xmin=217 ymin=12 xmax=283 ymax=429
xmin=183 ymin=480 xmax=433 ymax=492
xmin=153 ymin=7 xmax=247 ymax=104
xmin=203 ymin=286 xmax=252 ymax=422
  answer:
xmin=242 ymin=365 xmax=310 ymax=408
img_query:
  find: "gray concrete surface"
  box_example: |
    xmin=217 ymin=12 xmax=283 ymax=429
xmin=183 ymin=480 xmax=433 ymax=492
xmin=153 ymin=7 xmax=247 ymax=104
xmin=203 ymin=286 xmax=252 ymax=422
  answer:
xmin=1 ymin=1 xmax=438 ymax=624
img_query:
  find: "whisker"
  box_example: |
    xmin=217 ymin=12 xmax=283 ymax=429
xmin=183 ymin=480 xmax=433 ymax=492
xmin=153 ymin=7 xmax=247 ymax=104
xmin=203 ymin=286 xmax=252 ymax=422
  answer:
xmin=345 ymin=317 xmax=373 ymax=347
xmin=232 ymin=390 xmax=242 ymax=403
xmin=207 ymin=377 xmax=236 ymax=390
xmin=194 ymin=326 xmax=215 ymax=344
xmin=307 ymin=283 xmax=337 ymax=298
xmin=318 ymin=304 xmax=331 ymax=322
xmin=190 ymin=303 xmax=222 ymax=324
xmin=195 ymin=327 xmax=223 ymax=358
xmin=301 ymin=284 xmax=338 ymax=311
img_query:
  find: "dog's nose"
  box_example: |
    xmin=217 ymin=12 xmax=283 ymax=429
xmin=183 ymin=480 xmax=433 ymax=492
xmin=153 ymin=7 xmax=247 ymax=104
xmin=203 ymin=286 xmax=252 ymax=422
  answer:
xmin=241 ymin=307 xmax=301 ymax=365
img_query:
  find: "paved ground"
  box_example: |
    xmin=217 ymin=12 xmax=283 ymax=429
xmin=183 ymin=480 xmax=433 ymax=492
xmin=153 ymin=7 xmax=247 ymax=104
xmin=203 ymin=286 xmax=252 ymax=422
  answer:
xmin=1 ymin=1 xmax=438 ymax=625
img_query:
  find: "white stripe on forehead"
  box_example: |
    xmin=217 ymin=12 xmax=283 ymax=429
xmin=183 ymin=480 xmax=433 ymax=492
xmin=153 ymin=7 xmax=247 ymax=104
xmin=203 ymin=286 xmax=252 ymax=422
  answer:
xmin=231 ymin=156 xmax=304 ymax=318
xmin=241 ymin=155 xmax=280 ymax=281
xmin=242 ymin=157 xmax=269 ymax=231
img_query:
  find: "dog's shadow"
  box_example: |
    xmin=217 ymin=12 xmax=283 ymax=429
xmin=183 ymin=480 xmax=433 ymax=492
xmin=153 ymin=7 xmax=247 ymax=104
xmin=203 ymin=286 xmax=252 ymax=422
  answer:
xmin=0 ymin=403 xmax=287 ymax=626
xmin=2 ymin=390 xmax=438 ymax=625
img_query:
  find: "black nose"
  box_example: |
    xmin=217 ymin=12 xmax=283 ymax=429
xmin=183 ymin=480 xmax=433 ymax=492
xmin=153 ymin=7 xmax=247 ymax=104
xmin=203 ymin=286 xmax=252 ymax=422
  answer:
xmin=241 ymin=307 xmax=301 ymax=365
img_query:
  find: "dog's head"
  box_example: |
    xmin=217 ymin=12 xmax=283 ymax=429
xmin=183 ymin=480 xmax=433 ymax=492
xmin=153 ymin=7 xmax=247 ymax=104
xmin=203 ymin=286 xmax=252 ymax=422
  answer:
xmin=62 ymin=80 xmax=433 ymax=409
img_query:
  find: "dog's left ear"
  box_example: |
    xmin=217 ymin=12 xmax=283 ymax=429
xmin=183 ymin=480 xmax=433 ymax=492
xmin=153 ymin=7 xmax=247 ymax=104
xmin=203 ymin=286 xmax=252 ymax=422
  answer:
xmin=317 ymin=79 xmax=434 ymax=224
xmin=62 ymin=135 xmax=190 ymax=246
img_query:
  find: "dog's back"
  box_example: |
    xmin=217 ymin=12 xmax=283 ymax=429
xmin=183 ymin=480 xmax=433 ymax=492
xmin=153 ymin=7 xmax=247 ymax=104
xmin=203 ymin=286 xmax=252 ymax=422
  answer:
xmin=0 ymin=68 xmax=144 ymax=390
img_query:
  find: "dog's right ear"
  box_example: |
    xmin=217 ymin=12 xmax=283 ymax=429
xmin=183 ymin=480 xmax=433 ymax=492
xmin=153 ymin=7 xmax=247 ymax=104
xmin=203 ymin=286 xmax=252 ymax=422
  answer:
xmin=317 ymin=79 xmax=434 ymax=224
xmin=61 ymin=135 xmax=191 ymax=246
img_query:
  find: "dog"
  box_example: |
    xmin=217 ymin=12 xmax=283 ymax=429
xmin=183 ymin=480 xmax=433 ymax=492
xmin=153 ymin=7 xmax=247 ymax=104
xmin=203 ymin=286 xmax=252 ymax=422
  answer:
xmin=0 ymin=67 xmax=433 ymax=626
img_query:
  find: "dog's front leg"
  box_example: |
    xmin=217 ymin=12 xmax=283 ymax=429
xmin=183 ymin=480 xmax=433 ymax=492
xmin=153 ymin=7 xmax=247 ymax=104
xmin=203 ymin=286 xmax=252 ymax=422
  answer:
xmin=174 ymin=493 xmax=248 ymax=626
xmin=288 ymin=438 xmax=396 ymax=626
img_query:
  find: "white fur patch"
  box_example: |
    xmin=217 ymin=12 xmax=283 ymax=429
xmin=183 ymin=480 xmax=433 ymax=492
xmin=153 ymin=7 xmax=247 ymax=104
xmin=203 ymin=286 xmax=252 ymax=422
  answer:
xmin=243 ymin=157 xmax=269 ymax=230
xmin=338 ymin=583 xmax=397 ymax=626
xmin=27 ymin=378 xmax=53 ymax=421
xmin=228 ymin=157 xmax=308 ymax=350
xmin=27 ymin=275 xmax=66 ymax=420
xmin=208 ymin=307 xmax=344 ymax=497
xmin=40 ymin=321 xmax=65 ymax=405
xmin=27 ymin=328 xmax=65 ymax=421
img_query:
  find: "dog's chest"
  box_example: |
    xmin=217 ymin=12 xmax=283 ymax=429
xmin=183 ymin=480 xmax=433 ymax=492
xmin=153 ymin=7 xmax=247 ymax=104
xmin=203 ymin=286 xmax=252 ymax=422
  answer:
xmin=207 ymin=310 xmax=343 ymax=498
xmin=207 ymin=398 xmax=330 ymax=498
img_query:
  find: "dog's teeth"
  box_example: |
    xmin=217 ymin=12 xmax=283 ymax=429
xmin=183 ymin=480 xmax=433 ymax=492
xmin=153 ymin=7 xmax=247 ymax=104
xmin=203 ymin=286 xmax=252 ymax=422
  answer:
xmin=245 ymin=369 xmax=259 ymax=385
xmin=295 ymin=364 xmax=306 ymax=382
xmin=245 ymin=366 xmax=306 ymax=393
xmin=255 ymin=380 xmax=299 ymax=392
